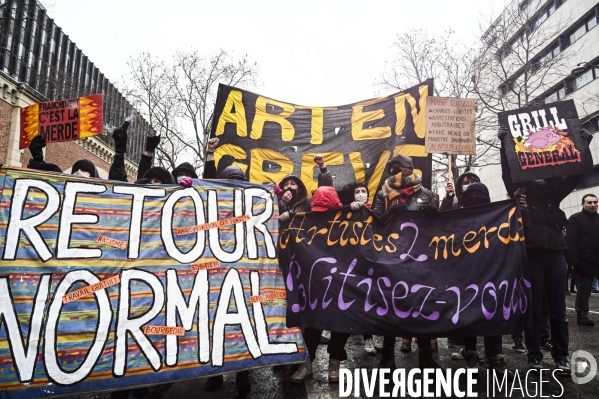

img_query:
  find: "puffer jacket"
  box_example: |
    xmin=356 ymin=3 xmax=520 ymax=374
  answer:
xmin=566 ymin=210 xmax=599 ymax=276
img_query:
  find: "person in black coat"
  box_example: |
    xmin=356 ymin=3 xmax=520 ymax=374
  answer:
xmin=371 ymin=153 xmax=439 ymax=369
xmin=439 ymin=171 xmax=481 ymax=210
xmin=566 ymin=193 xmax=599 ymax=326
xmin=498 ymin=125 xmax=593 ymax=377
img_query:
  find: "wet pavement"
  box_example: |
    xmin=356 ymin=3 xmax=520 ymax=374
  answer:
xmin=68 ymin=292 xmax=599 ymax=399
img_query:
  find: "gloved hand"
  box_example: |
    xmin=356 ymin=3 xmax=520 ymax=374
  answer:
xmin=29 ymin=136 xmax=46 ymax=161
xmin=497 ymin=126 xmax=509 ymax=141
xmin=279 ymin=211 xmax=291 ymax=222
xmin=350 ymin=202 xmax=364 ymax=211
xmin=112 ymin=128 xmax=128 ymax=154
xmin=145 ymin=135 xmax=161 ymax=153
xmin=581 ymin=129 xmax=593 ymax=143
xmin=422 ymin=204 xmax=438 ymax=217
xmin=390 ymin=202 xmax=408 ymax=214
xmin=179 ymin=178 xmax=193 ymax=188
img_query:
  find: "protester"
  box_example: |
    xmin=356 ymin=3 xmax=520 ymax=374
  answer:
xmin=278 ymin=154 xmax=332 ymax=222
xmin=350 ymin=183 xmax=381 ymax=354
xmin=498 ymin=126 xmax=593 ymax=376
xmin=371 ymin=153 xmax=439 ymax=369
xmin=203 ymin=164 xmax=252 ymax=394
xmin=136 ymin=135 xmax=162 ymax=181
xmin=439 ymin=171 xmax=480 ymax=211
xmin=288 ymin=186 xmax=353 ymax=384
xmin=566 ymin=193 xmax=599 ymax=326
xmin=278 ymin=156 xmax=335 ymax=383
xmin=447 ymin=182 xmax=526 ymax=376
xmin=27 ymin=135 xmax=99 ymax=178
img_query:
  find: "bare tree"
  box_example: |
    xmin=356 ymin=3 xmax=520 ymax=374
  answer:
xmin=121 ymin=49 xmax=259 ymax=172
xmin=376 ymin=29 xmax=481 ymax=183
xmin=473 ymin=0 xmax=575 ymax=134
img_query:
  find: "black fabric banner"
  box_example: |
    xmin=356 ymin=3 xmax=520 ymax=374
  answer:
xmin=498 ymin=99 xmax=593 ymax=182
xmin=278 ymin=200 xmax=530 ymax=337
xmin=210 ymin=81 xmax=434 ymax=203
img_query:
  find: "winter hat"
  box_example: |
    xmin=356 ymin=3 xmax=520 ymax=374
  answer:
xmin=171 ymin=162 xmax=198 ymax=179
xmin=311 ymin=186 xmax=343 ymax=212
xmin=220 ymin=165 xmax=246 ymax=181
xmin=144 ymin=167 xmax=175 ymax=184
xmin=71 ymin=159 xmax=98 ymax=177
xmin=386 ymin=154 xmax=413 ymax=171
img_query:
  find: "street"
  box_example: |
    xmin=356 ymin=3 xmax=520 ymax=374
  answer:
xmin=67 ymin=292 xmax=599 ymax=399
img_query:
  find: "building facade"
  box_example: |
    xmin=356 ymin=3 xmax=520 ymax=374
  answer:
xmin=478 ymin=0 xmax=599 ymax=217
xmin=0 ymin=0 xmax=153 ymax=178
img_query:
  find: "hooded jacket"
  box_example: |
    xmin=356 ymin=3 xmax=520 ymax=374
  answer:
xmin=278 ymin=167 xmax=333 ymax=214
xmin=311 ymin=186 xmax=343 ymax=211
xmin=172 ymin=162 xmax=198 ymax=180
xmin=71 ymin=159 xmax=99 ymax=178
xmin=439 ymin=171 xmax=480 ymax=211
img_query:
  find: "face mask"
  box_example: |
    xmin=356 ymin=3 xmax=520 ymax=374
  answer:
xmin=72 ymin=170 xmax=90 ymax=177
xmin=389 ymin=167 xmax=401 ymax=176
xmin=284 ymin=187 xmax=298 ymax=199
xmin=354 ymin=193 xmax=368 ymax=203
xmin=177 ymin=176 xmax=190 ymax=183
xmin=462 ymin=183 xmax=470 ymax=192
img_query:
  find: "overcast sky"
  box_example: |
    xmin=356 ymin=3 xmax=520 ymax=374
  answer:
xmin=47 ymin=0 xmax=509 ymax=106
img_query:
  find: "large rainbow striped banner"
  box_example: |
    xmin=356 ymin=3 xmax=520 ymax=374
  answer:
xmin=0 ymin=167 xmax=307 ymax=398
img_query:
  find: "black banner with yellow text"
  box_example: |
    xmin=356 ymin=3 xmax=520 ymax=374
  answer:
xmin=210 ymin=82 xmax=433 ymax=203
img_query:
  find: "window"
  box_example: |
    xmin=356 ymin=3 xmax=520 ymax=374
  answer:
xmin=544 ymin=87 xmax=565 ymax=103
xmin=573 ymin=68 xmax=598 ymax=91
xmin=570 ymin=12 xmax=598 ymax=44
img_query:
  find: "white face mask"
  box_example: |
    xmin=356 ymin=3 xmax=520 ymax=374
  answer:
xmin=177 ymin=175 xmax=189 ymax=183
xmin=354 ymin=193 xmax=368 ymax=203
xmin=462 ymin=183 xmax=470 ymax=192
xmin=72 ymin=170 xmax=90 ymax=178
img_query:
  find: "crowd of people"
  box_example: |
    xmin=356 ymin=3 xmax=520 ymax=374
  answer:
xmin=23 ymin=124 xmax=599 ymax=397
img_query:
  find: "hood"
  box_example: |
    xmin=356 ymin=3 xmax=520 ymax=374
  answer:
xmin=71 ymin=159 xmax=99 ymax=178
xmin=220 ymin=165 xmax=246 ymax=181
xmin=311 ymin=186 xmax=343 ymax=212
xmin=144 ymin=167 xmax=175 ymax=184
xmin=386 ymin=154 xmax=413 ymax=171
xmin=134 ymin=178 xmax=152 ymax=185
xmin=172 ymin=162 xmax=198 ymax=179
xmin=278 ymin=175 xmax=308 ymax=203
xmin=455 ymin=171 xmax=481 ymax=199
xmin=461 ymin=182 xmax=490 ymax=207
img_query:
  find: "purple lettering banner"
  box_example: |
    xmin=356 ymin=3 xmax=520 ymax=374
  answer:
xmin=278 ymin=200 xmax=531 ymax=337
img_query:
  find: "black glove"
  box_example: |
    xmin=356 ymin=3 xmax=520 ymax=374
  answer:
xmin=112 ymin=128 xmax=128 ymax=154
xmin=145 ymin=135 xmax=161 ymax=153
xmin=422 ymin=204 xmax=438 ymax=217
xmin=580 ymin=129 xmax=593 ymax=144
xmin=497 ymin=126 xmax=509 ymax=141
xmin=29 ymin=136 xmax=46 ymax=161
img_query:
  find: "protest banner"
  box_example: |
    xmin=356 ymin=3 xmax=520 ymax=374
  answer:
xmin=498 ymin=99 xmax=593 ymax=182
xmin=0 ymin=167 xmax=306 ymax=398
xmin=19 ymin=94 xmax=104 ymax=149
xmin=425 ymin=97 xmax=476 ymax=155
xmin=279 ymin=201 xmax=530 ymax=336
xmin=210 ymin=81 xmax=433 ymax=203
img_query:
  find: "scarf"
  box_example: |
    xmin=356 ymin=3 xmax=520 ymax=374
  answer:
xmin=382 ymin=172 xmax=422 ymax=205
